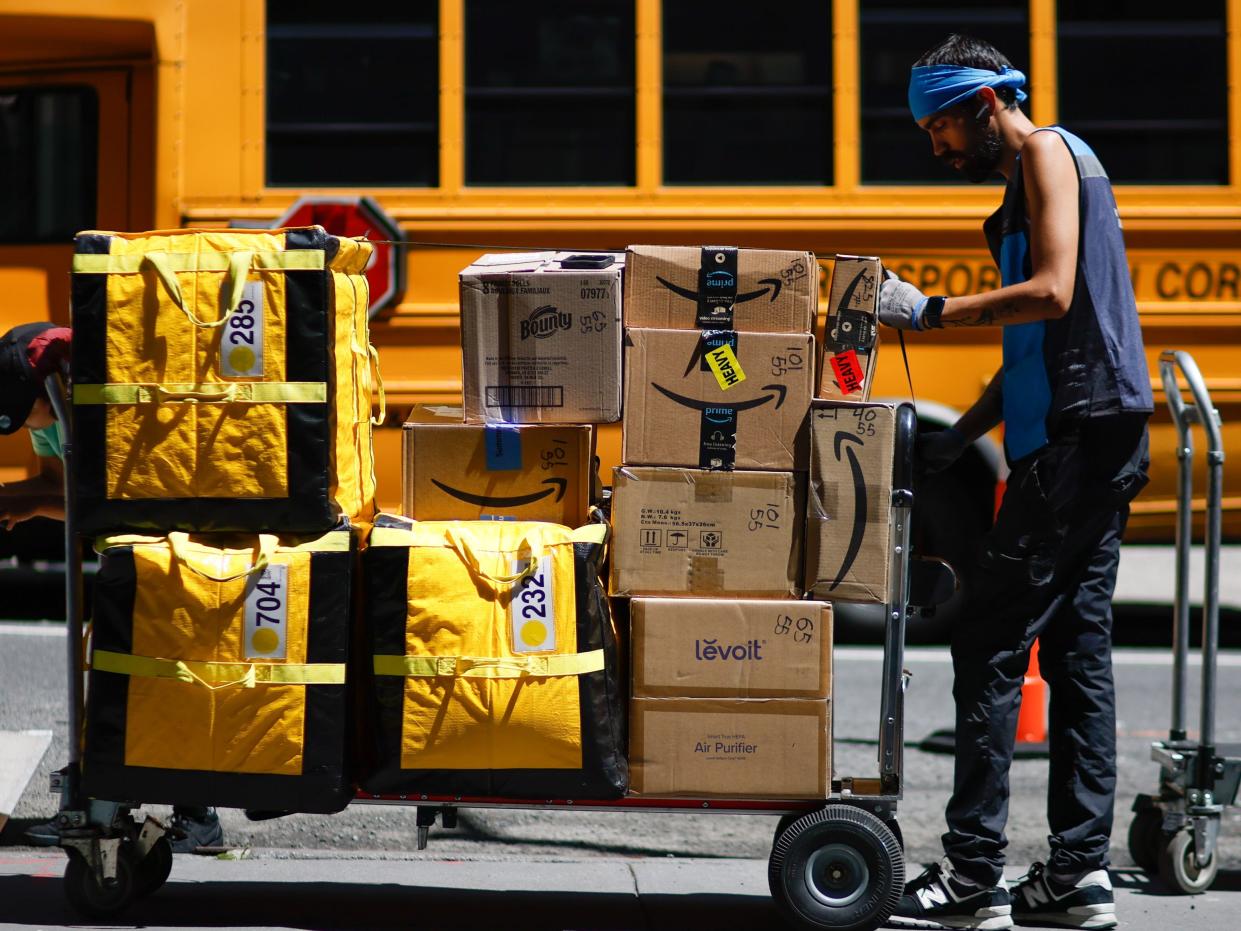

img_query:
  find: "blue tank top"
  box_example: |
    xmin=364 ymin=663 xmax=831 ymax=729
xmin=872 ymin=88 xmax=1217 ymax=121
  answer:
xmin=983 ymin=126 xmax=1153 ymax=462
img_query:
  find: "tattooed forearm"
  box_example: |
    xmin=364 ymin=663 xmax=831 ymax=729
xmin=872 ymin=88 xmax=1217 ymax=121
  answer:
xmin=942 ymin=299 xmax=1023 ymax=327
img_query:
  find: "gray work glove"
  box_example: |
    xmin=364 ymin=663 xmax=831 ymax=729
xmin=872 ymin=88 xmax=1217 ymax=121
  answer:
xmin=878 ymin=269 xmax=928 ymax=331
xmin=918 ymin=427 xmax=967 ymax=474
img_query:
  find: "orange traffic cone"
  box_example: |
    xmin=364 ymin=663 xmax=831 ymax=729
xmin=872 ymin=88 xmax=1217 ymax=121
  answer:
xmin=1013 ymin=640 xmax=1050 ymax=758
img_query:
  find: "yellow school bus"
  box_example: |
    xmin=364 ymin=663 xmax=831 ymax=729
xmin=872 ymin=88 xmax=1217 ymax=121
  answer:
xmin=1 ymin=0 xmax=1237 ymax=570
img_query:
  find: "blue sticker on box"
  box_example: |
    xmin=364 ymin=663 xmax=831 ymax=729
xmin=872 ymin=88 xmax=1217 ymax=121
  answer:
xmin=485 ymin=426 xmax=523 ymax=471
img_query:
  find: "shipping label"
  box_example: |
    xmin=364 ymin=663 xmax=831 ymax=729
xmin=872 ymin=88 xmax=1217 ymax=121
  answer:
xmin=244 ymin=562 xmax=288 ymax=660
xmin=511 ymin=554 xmax=556 ymax=653
xmin=221 ymin=281 xmax=264 ymax=378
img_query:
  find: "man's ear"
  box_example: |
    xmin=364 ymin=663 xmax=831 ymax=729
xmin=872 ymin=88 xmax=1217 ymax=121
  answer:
xmin=974 ymin=86 xmax=999 ymax=122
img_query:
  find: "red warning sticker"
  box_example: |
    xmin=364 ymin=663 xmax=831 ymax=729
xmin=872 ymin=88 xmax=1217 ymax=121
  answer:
xmin=830 ymin=349 xmax=865 ymax=395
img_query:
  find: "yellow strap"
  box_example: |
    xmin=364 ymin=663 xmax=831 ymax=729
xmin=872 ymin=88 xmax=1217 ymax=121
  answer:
xmin=167 ymin=531 xmax=278 ymax=583
xmin=373 ymin=649 xmax=605 ymax=680
xmin=369 ymin=521 xmax=609 ymax=549
xmin=368 ymin=344 xmax=386 ymax=426
xmin=95 ymin=528 xmax=350 ymax=555
xmin=72 ymin=251 xmax=326 ymax=274
xmin=92 ymin=649 xmax=345 ymax=689
xmin=74 ymin=382 xmax=327 ymax=405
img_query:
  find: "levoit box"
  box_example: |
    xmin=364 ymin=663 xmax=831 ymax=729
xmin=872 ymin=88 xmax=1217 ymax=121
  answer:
xmin=460 ymin=252 xmax=623 ymax=424
xmin=625 ymin=245 xmax=817 ymax=333
xmin=609 ymin=467 xmax=802 ymax=597
xmin=631 ymin=598 xmax=832 ymax=699
xmin=629 ymin=698 xmax=830 ymax=798
xmin=805 ymin=401 xmax=895 ymax=603
xmin=819 ymin=255 xmax=881 ymax=402
xmin=623 ymin=328 xmax=813 ymax=471
xmin=401 ymin=405 xmax=593 ymax=525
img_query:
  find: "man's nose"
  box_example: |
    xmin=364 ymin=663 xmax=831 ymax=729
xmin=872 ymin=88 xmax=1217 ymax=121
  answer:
xmin=931 ymin=136 xmax=947 ymax=157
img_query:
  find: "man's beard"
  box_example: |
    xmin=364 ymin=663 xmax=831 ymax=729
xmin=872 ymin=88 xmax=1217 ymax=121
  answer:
xmin=942 ymin=124 xmax=1003 ymax=183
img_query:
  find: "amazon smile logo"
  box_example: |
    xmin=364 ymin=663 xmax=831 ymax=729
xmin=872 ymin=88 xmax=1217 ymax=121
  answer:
xmin=651 ymin=382 xmax=788 ymax=411
xmin=431 ymin=477 xmax=568 ymax=508
xmin=828 ymin=432 xmax=867 ymax=591
xmin=655 ymin=275 xmax=783 ymax=306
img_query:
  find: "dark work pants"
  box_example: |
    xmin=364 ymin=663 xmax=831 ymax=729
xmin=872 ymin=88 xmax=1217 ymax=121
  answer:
xmin=943 ymin=415 xmax=1149 ymax=887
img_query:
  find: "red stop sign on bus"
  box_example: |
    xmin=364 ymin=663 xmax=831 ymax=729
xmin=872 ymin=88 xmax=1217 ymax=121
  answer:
xmin=274 ymin=196 xmax=404 ymax=318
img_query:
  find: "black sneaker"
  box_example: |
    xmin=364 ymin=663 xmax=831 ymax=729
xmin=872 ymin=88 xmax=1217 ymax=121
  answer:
xmin=169 ymin=808 xmax=224 ymax=853
xmin=888 ymin=858 xmax=1013 ymax=930
xmin=1010 ymin=862 xmax=1116 ymax=929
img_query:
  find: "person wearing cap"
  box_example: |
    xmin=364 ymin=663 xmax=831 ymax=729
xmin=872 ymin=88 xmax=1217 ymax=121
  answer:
xmin=878 ymin=35 xmax=1152 ymax=931
xmin=0 ymin=323 xmax=226 ymax=854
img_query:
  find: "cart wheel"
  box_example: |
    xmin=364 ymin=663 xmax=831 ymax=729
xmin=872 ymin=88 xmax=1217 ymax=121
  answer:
xmin=1126 ymin=809 xmax=1163 ymax=873
xmin=769 ymin=805 xmax=904 ymax=931
xmin=774 ymin=814 xmax=802 ymax=845
xmin=64 ymin=847 xmax=137 ymax=919
xmin=1157 ymin=827 xmax=1218 ymax=894
xmin=135 ymin=836 xmax=173 ymax=896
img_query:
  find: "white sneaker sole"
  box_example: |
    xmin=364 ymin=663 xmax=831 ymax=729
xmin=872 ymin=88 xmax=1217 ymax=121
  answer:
xmin=888 ymin=904 xmax=1013 ymax=930
xmin=1013 ymin=903 xmax=1117 ymax=930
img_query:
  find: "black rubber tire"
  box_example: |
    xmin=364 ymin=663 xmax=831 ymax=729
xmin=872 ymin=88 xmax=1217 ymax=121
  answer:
xmin=885 ymin=818 xmax=904 ymax=853
xmin=1157 ymin=827 xmax=1219 ymax=894
xmin=1126 ymin=809 xmax=1163 ymax=873
xmin=774 ymin=813 xmax=803 ymax=846
xmin=769 ymin=805 xmax=904 ymax=931
xmin=135 ymin=836 xmax=173 ymax=896
xmin=64 ymin=847 xmax=137 ymax=920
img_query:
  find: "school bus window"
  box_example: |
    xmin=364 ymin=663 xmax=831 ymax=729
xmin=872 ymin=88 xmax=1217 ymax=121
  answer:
xmin=465 ymin=0 xmax=635 ymax=186
xmin=858 ymin=0 xmax=1028 ymax=184
xmin=1057 ymin=1 xmax=1227 ymax=184
xmin=0 ymin=86 xmax=97 ymax=244
xmin=662 ymin=0 xmax=832 ymax=185
xmin=265 ymin=2 xmax=439 ymax=187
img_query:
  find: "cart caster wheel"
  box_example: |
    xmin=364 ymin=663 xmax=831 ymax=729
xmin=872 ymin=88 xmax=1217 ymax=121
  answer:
xmin=884 ymin=819 xmax=904 ymax=852
xmin=135 ymin=836 xmax=173 ymax=896
xmin=775 ymin=814 xmax=803 ymax=846
xmin=769 ymin=804 xmax=904 ymax=931
xmin=1127 ymin=808 xmax=1163 ymax=873
xmin=1157 ymin=828 xmax=1218 ymax=894
xmin=64 ymin=848 xmax=138 ymax=919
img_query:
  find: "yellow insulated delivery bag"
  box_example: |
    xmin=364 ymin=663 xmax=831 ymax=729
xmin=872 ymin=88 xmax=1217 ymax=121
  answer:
xmin=70 ymin=226 xmax=381 ymax=534
xmin=362 ymin=515 xmax=627 ymax=799
xmin=81 ymin=528 xmax=354 ymax=813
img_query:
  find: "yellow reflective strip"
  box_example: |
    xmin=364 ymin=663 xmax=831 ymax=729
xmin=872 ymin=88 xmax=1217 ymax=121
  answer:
xmin=372 ymin=649 xmax=605 ymax=680
xmin=96 ymin=529 xmax=350 ymax=555
xmin=368 ymin=527 xmax=417 ymax=548
xmin=74 ymin=382 xmax=326 ymax=404
xmin=72 ymin=251 xmax=325 ymax=274
xmin=92 ymin=649 xmax=344 ymax=686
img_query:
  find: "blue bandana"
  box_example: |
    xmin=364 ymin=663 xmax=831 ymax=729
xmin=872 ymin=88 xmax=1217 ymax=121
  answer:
xmin=908 ymin=64 xmax=1027 ymax=122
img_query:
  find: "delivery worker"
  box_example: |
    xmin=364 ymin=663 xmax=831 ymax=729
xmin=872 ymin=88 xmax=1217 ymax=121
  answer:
xmin=1 ymin=322 xmax=225 ymax=854
xmin=877 ymin=35 xmax=1152 ymax=931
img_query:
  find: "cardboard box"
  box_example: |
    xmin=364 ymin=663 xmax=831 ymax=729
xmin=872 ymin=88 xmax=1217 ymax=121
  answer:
xmin=819 ymin=255 xmax=881 ymax=402
xmin=629 ymin=698 xmax=830 ymax=798
xmin=609 ymin=467 xmax=802 ymax=597
xmin=632 ymin=598 xmax=832 ymax=699
xmin=401 ymin=405 xmax=594 ymax=525
xmin=625 ymin=245 xmax=817 ymax=333
xmin=460 ymin=252 xmax=624 ymax=424
xmin=622 ymin=328 xmax=813 ymax=471
xmin=805 ymin=401 xmax=895 ymax=603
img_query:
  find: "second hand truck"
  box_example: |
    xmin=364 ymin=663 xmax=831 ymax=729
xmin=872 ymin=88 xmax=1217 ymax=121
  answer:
xmin=47 ymin=387 xmax=950 ymax=931
xmin=1128 ymin=350 xmax=1236 ymax=894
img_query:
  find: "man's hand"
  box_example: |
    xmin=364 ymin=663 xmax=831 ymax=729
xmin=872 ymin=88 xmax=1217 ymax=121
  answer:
xmin=0 ymin=498 xmax=42 ymax=530
xmin=879 ymin=269 xmax=928 ymax=331
xmin=918 ymin=427 xmax=968 ymax=475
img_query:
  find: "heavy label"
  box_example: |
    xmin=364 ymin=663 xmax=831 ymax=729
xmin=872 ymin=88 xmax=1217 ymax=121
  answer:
xmin=222 ymin=281 xmax=265 ymax=378
xmin=244 ymin=562 xmax=288 ymax=660
xmin=511 ymin=555 xmax=555 ymax=653
xmin=830 ymin=349 xmax=865 ymax=395
xmin=706 ymin=344 xmax=746 ymax=391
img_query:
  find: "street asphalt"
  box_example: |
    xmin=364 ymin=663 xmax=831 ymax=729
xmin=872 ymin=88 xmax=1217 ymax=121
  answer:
xmin=2 ymin=613 xmax=1240 ymax=929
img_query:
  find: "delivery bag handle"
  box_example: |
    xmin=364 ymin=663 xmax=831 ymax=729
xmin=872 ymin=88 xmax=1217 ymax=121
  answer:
xmin=155 ymin=384 xmax=238 ymax=403
xmin=441 ymin=526 xmax=541 ymax=586
xmin=368 ymin=343 xmax=387 ymax=426
xmin=166 ymin=532 xmax=279 ymax=583
xmin=143 ymin=250 xmax=255 ymax=330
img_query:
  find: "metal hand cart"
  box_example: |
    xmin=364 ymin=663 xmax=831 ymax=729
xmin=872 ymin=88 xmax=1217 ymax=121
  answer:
xmin=48 ymin=383 xmax=936 ymax=931
xmin=1128 ymin=350 xmax=1236 ymax=894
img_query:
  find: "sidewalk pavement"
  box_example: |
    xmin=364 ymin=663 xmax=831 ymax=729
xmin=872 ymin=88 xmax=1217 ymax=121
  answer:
xmin=2 ymin=850 xmax=1239 ymax=930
